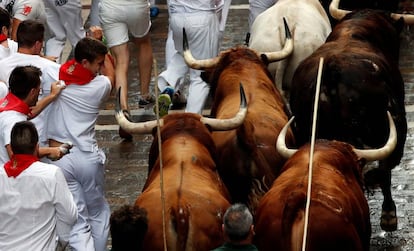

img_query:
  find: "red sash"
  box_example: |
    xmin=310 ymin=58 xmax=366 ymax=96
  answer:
xmin=4 ymin=154 xmax=39 ymax=178
xmin=59 ymin=59 xmax=95 ymax=85
xmin=0 ymin=34 xmax=7 ymax=43
xmin=0 ymin=93 xmax=31 ymax=116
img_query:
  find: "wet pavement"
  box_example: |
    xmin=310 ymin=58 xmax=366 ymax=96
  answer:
xmin=91 ymin=3 xmax=414 ymax=250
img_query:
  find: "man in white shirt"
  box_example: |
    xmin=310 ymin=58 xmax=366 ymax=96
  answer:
xmin=0 ymin=7 xmax=18 ymax=60
xmin=0 ymin=65 xmax=66 ymax=166
xmin=0 ymin=20 xmax=61 ymax=146
xmin=156 ymin=0 xmax=224 ymax=115
xmin=43 ymin=0 xmax=85 ymax=63
xmin=46 ymin=37 xmax=115 ymax=251
xmin=0 ymin=0 xmax=47 ymax=41
xmin=100 ymin=0 xmax=154 ymax=140
xmin=0 ymin=120 xmax=77 ymax=251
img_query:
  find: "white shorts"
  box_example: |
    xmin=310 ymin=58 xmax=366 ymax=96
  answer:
xmin=99 ymin=0 xmax=151 ymax=48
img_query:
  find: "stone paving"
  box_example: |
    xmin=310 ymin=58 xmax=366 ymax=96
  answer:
xmin=85 ymin=3 xmax=414 ymax=250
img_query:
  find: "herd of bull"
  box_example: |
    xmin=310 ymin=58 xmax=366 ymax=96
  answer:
xmin=109 ymin=0 xmax=414 ymax=250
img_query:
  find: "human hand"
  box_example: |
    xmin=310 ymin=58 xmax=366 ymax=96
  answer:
xmin=87 ymin=26 xmax=104 ymax=41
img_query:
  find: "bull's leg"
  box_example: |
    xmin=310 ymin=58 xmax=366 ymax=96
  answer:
xmin=364 ymin=163 xmax=397 ymax=232
xmin=379 ymin=165 xmax=397 ymax=232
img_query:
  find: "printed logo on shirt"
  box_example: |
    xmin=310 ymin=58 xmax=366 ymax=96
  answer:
xmin=22 ymin=4 xmax=32 ymax=16
xmin=55 ymin=0 xmax=68 ymax=6
xmin=0 ymin=99 xmax=8 ymax=108
xmin=5 ymin=0 xmax=15 ymax=14
xmin=67 ymin=64 xmax=75 ymax=75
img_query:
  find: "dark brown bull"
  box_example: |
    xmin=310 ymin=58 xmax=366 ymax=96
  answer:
xmin=254 ymin=114 xmax=396 ymax=251
xmin=289 ymin=0 xmax=414 ymax=231
xmin=110 ymin=89 xmax=247 ymax=250
xmin=183 ymin=23 xmax=295 ymax=211
xmin=321 ymin=0 xmax=401 ymax=26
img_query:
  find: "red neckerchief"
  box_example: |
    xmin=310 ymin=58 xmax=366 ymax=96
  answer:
xmin=0 ymin=93 xmax=31 ymax=116
xmin=59 ymin=59 xmax=95 ymax=85
xmin=4 ymin=154 xmax=39 ymax=178
xmin=0 ymin=34 xmax=7 ymax=43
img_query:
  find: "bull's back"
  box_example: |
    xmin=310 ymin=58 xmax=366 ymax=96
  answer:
xmin=212 ymin=73 xmax=294 ymax=205
xmin=249 ymin=0 xmax=331 ymax=90
xmin=136 ymin=166 xmax=230 ymax=251
xmin=254 ymin=164 xmax=370 ymax=251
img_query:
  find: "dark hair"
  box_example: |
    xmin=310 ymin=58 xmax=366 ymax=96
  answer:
xmin=74 ymin=37 xmax=108 ymax=63
xmin=10 ymin=121 xmax=39 ymax=154
xmin=223 ymin=203 xmax=253 ymax=241
xmin=110 ymin=205 xmax=148 ymax=251
xmin=9 ymin=65 xmax=42 ymax=99
xmin=16 ymin=20 xmax=44 ymax=48
xmin=0 ymin=7 xmax=11 ymax=30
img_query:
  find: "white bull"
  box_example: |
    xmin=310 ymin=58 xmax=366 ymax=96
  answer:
xmin=249 ymin=0 xmax=331 ymax=97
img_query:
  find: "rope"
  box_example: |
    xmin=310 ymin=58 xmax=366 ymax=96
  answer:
xmin=153 ymin=58 xmax=168 ymax=251
xmin=301 ymin=57 xmax=324 ymax=251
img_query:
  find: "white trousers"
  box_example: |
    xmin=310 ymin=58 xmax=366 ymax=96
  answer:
xmin=158 ymin=11 xmax=220 ymax=114
xmin=44 ymin=0 xmax=85 ymax=63
xmin=50 ymin=147 xmax=110 ymax=251
xmin=248 ymin=0 xmax=277 ymax=30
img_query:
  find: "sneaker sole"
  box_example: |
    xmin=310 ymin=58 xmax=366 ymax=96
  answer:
xmin=155 ymin=94 xmax=172 ymax=117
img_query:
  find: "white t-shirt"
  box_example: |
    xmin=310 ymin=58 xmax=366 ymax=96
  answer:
xmin=0 ymin=0 xmax=47 ymax=24
xmin=0 ymin=161 xmax=77 ymax=250
xmin=0 ymin=52 xmax=60 ymax=145
xmin=0 ymin=110 xmax=27 ymax=165
xmin=46 ymin=75 xmax=112 ymax=152
xmin=0 ymin=39 xmax=18 ymax=60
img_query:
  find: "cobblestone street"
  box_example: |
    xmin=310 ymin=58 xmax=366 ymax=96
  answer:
xmin=88 ymin=3 xmax=414 ymax=250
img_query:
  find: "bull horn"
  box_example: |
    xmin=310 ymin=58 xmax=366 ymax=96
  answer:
xmin=353 ymin=111 xmax=397 ymax=161
xmin=115 ymin=88 xmax=162 ymax=134
xmin=183 ymin=28 xmax=220 ymax=70
xmin=390 ymin=13 xmax=414 ymax=25
xmin=200 ymin=83 xmax=248 ymax=130
xmin=260 ymin=17 xmax=294 ymax=63
xmin=329 ymin=0 xmax=351 ymax=20
xmin=276 ymin=116 xmax=297 ymax=159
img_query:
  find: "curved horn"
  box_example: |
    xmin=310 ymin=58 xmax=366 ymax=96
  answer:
xmin=115 ymin=88 xmax=162 ymax=134
xmin=260 ymin=17 xmax=294 ymax=63
xmin=200 ymin=83 xmax=248 ymax=130
xmin=329 ymin=0 xmax=351 ymax=20
xmin=353 ymin=111 xmax=397 ymax=161
xmin=390 ymin=13 xmax=414 ymax=25
xmin=276 ymin=116 xmax=297 ymax=159
xmin=183 ymin=28 xmax=220 ymax=70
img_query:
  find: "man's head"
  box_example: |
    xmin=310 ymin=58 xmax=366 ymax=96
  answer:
xmin=0 ymin=7 xmax=11 ymax=36
xmin=10 ymin=121 xmax=39 ymax=155
xmin=9 ymin=65 xmax=42 ymax=106
xmin=16 ymin=20 xmax=44 ymax=53
xmin=223 ymin=203 xmax=254 ymax=242
xmin=74 ymin=37 xmax=108 ymax=75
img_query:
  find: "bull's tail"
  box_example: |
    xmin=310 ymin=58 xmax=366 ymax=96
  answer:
xmin=170 ymin=204 xmax=190 ymax=251
xmin=282 ymin=191 xmax=306 ymax=251
xmin=110 ymin=205 xmax=148 ymax=251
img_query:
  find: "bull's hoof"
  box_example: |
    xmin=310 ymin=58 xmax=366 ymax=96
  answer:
xmin=380 ymin=210 xmax=397 ymax=232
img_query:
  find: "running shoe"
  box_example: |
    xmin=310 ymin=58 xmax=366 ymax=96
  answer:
xmin=138 ymin=94 xmax=155 ymax=108
xmin=155 ymin=94 xmax=172 ymax=117
xmin=150 ymin=6 xmax=159 ymax=18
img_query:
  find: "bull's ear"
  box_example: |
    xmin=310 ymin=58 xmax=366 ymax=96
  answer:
xmin=394 ymin=16 xmax=405 ymax=34
xmin=200 ymin=71 xmax=210 ymax=83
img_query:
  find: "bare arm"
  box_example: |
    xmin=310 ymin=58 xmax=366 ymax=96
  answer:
xmin=29 ymin=81 xmax=65 ymax=119
xmin=10 ymin=18 xmax=21 ymax=41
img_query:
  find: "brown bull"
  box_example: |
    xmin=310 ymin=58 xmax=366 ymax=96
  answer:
xmin=110 ymin=88 xmax=248 ymax=251
xmin=254 ymin=114 xmax=396 ymax=251
xmin=183 ymin=22 xmax=295 ymax=212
